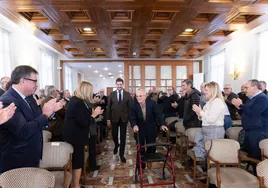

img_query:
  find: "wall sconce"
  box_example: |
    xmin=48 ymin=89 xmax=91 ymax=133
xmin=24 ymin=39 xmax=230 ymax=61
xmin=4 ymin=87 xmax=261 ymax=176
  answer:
xmin=230 ymin=64 xmax=241 ymax=80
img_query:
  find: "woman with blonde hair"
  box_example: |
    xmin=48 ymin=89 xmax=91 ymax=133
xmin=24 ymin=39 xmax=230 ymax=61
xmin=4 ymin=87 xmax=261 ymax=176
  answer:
xmin=62 ymin=81 xmax=103 ymax=188
xmin=192 ymin=81 xmax=225 ymax=159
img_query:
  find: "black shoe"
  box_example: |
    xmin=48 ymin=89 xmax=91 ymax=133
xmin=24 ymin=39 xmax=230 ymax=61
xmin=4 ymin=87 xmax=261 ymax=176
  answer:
xmin=113 ymin=145 xmax=119 ymax=154
xmin=120 ymin=156 xmax=126 ymax=163
xmin=90 ymin=165 xmax=100 ymax=172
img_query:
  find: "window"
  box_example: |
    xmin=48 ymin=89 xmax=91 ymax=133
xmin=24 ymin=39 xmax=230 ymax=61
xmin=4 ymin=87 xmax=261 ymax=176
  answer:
xmin=160 ymin=65 xmax=172 ymax=92
xmin=210 ymin=50 xmax=225 ymax=89
xmin=0 ymin=28 xmax=11 ymax=77
xmin=257 ymin=30 xmax=268 ymax=81
xmin=40 ymin=49 xmax=54 ymax=88
xmin=64 ymin=66 xmax=72 ymax=93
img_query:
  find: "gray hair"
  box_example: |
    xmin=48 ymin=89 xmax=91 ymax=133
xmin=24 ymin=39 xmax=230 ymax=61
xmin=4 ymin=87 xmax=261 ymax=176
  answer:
xmin=250 ymin=79 xmax=262 ymax=90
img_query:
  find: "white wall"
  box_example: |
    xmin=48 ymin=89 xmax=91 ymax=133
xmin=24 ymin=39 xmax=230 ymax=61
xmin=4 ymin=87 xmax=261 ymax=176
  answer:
xmin=201 ymin=21 xmax=268 ymax=93
xmin=83 ymin=74 xmax=116 ymax=95
xmin=0 ymin=13 xmax=62 ymax=89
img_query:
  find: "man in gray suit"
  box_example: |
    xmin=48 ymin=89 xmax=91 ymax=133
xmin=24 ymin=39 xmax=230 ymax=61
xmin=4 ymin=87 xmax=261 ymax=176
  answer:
xmin=107 ymin=78 xmax=131 ymax=163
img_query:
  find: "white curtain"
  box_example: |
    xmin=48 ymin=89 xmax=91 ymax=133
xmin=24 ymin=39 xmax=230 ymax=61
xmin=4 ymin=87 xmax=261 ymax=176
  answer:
xmin=210 ymin=50 xmax=225 ymax=90
xmin=0 ymin=28 xmax=11 ymax=77
xmin=40 ymin=49 xmax=54 ymax=88
xmin=257 ymin=30 xmax=268 ymax=81
xmin=64 ymin=66 xmax=72 ymax=93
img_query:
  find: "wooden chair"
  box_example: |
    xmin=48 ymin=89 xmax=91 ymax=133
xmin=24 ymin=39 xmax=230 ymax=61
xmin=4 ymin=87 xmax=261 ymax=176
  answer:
xmin=257 ymin=159 xmax=268 ymax=188
xmin=0 ymin=168 xmax=55 ymax=188
xmin=226 ymin=127 xmax=243 ymax=141
xmin=175 ymin=121 xmax=185 ymax=161
xmin=259 ymin=139 xmax=268 ymax=160
xmin=42 ymin=130 xmax=52 ymax=143
xmin=205 ymin=139 xmax=260 ymax=188
xmin=40 ymin=142 xmax=73 ymax=188
xmin=184 ymin=127 xmax=203 ymax=181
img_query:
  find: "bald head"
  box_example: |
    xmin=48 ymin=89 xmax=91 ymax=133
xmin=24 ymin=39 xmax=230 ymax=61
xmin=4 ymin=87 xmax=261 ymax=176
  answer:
xmin=136 ymin=89 xmax=146 ymax=104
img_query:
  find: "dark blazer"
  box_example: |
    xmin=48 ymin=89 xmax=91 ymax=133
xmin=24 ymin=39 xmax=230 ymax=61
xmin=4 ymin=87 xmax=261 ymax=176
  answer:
xmin=129 ymin=99 xmax=165 ymax=139
xmin=0 ymin=87 xmax=49 ymax=173
xmin=62 ymin=96 xmax=95 ymax=145
xmin=0 ymin=88 xmax=5 ymax=96
xmin=238 ymin=92 xmax=268 ymax=159
xmin=107 ymin=90 xmax=131 ymax=122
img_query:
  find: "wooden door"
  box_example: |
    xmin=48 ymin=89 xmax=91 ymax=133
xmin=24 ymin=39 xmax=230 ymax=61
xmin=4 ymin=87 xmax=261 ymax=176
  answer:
xmin=106 ymin=87 xmax=114 ymax=96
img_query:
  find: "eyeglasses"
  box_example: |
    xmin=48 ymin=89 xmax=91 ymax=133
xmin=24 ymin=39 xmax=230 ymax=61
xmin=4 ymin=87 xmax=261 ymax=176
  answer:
xmin=24 ymin=78 xmax=38 ymax=83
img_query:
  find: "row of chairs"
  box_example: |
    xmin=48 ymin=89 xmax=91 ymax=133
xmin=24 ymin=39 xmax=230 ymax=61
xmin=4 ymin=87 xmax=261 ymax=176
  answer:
xmin=0 ymin=130 xmax=73 ymax=188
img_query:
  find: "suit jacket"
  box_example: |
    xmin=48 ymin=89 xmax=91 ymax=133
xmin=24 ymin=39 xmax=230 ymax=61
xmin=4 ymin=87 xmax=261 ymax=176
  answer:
xmin=129 ymin=99 xmax=165 ymax=139
xmin=0 ymin=87 xmax=49 ymax=173
xmin=0 ymin=88 xmax=5 ymax=96
xmin=107 ymin=90 xmax=131 ymax=122
xmin=62 ymin=96 xmax=95 ymax=145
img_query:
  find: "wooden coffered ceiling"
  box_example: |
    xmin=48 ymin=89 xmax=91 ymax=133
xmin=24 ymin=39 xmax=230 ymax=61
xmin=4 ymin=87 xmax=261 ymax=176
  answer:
xmin=0 ymin=0 xmax=268 ymax=59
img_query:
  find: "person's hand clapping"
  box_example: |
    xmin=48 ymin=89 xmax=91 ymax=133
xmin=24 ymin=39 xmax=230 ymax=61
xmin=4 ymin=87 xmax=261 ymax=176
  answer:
xmin=42 ymin=98 xmax=57 ymax=118
xmin=91 ymin=106 xmax=103 ymax=118
xmin=0 ymin=102 xmax=17 ymax=125
xmin=133 ymin=125 xmax=139 ymax=133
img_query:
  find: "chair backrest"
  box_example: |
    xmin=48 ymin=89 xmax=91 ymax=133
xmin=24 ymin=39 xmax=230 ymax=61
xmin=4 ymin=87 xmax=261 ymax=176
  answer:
xmin=185 ymin=128 xmax=201 ymax=143
xmin=226 ymin=127 xmax=243 ymax=141
xmin=165 ymin=117 xmax=178 ymax=125
xmin=205 ymin=139 xmax=240 ymax=164
xmin=40 ymin=142 xmax=73 ymax=168
xmin=43 ymin=130 xmax=52 ymax=143
xmin=0 ymin=167 xmax=55 ymax=188
xmin=259 ymin=139 xmax=268 ymax=158
xmin=257 ymin=159 xmax=268 ymax=187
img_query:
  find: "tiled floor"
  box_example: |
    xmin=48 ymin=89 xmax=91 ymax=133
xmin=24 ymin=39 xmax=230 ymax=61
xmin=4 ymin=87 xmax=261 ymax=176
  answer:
xmin=82 ymin=127 xmax=206 ymax=188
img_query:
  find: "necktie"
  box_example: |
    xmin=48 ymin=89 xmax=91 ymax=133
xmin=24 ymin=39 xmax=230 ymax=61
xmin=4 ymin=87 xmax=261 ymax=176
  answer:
xmin=25 ymin=96 xmax=34 ymax=112
xmin=119 ymin=90 xmax=122 ymax=104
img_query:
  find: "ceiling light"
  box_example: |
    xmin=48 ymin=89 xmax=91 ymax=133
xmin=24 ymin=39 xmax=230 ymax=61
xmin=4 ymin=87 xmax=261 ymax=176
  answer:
xmin=184 ymin=28 xmax=194 ymax=32
xmin=119 ymin=74 xmax=123 ymax=77
xmin=108 ymin=72 xmax=112 ymax=75
xmin=111 ymin=76 xmax=114 ymax=79
xmin=100 ymin=74 xmax=103 ymax=77
xmin=94 ymin=70 xmax=98 ymax=73
xmin=83 ymin=27 xmax=92 ymax=31
xmin=118 ymin=65 xmax=122 ymax=67
xmin=133 ymin=52 xmax=136 ymax=56
xmin=119 ymin=70 xmax=122 ymax=73
xmin=88 ymin=65 xmax=91 ymax=68
xmin=103 ymin=77 xmax=106 ymax=80
xmin=104 ymin=67 xmax=108 ymax=71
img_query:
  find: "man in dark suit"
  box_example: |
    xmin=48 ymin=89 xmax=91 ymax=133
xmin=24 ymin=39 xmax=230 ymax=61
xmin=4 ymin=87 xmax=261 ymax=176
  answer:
xmin=223 ymin=84 xmax=239 ymax=120
xmin=0 ymin=65 xmax=62 ymax=173
xmin=130 ymin=89 xmax=168 ymax=168
xmin=0 ymin=77 xmax=10 ymax=96
xmin=107 ymin=78 xmax=131 ymax=163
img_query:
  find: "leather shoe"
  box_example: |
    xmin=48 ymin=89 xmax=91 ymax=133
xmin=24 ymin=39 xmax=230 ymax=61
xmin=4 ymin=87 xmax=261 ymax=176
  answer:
xmin=120 ymin=156 xmax=126 ymax=163
xmin=113 ymin=145 xmax=119 ymax=154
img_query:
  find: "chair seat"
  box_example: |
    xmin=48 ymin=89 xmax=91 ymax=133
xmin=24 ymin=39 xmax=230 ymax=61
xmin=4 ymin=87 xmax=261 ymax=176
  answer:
xmin=144 ymin=153 xmax=167 ymax=162
xmin=187 ymin=150 xmax=204 ymax=161
xmin=208 ymin=167 xmax=259 ymax=188
xmin=51 ymin=171 xmax=72 ymax=188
